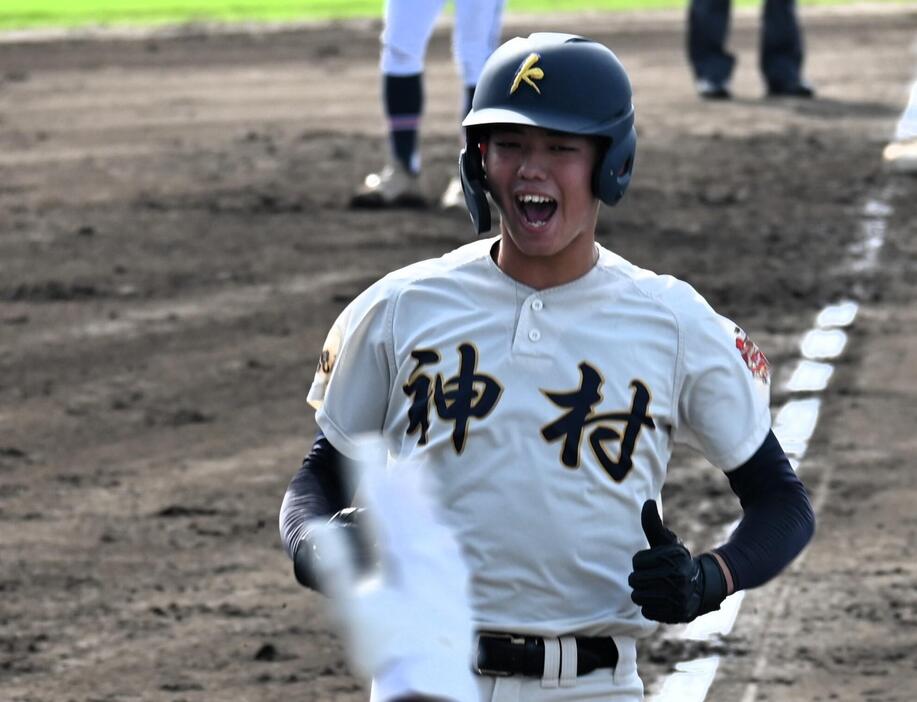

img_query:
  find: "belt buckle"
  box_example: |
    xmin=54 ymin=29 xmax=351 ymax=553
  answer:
xmin=474 ymin=633 xmax=527 ymax=677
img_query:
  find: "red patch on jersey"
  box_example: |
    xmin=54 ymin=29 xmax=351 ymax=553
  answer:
xmin=735 ymin=327 xmax=770 ymax=383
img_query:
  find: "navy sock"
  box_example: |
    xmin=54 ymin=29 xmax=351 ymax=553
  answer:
xmin=384 ymin=73 xmax=423 ymax=174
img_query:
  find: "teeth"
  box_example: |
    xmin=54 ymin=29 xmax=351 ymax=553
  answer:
xmin=517 ymin=194 xmax=555 ymax=204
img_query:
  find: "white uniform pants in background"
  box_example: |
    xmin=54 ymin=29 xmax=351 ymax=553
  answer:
xmin=381 ymin=0 xmax=505 ymax=84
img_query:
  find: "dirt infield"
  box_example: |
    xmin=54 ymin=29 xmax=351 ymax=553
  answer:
xmin=1 ymin=6 xmax=916 ymax=701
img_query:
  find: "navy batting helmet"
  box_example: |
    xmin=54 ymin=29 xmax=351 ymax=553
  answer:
xmin=459 ymin=33 xmax=637 ymax=234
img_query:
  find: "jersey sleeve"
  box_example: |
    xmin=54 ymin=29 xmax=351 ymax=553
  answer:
xmin=672 ymin=287 xmax=772 ymax=470
xmin=307 ymin=280 xmax=396 ymax=458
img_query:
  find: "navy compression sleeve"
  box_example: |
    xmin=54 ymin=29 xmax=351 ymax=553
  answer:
xmin=278 ymin=432 xmax=352 ymax=559
xmin=713 ymin=430 xmax=815 ymax=592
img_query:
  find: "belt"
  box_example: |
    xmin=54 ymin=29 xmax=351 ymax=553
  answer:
xmin=474 ymin=632 xmax=618 ymax=677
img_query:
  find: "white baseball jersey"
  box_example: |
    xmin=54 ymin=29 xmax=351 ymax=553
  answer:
xmin=308 ymin=237 xmax=771 ymax=640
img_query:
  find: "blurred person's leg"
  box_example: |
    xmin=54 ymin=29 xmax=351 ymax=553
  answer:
xmin=352 ymin=0 xmax=446 ymax=207
xmin=687 ymin=0 xmax=735 ymax=98
xmin=761 ymin=0 xmax=814 ymax=96
xmin=440 ymin=0 xmax=506 ymax=208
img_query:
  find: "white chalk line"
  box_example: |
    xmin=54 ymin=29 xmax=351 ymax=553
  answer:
xmin=648 ymin=191 xmax=898 ymax=700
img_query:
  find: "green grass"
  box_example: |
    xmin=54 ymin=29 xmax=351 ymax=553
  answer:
xmin=0 ymin=0 xmax=906 ymax=31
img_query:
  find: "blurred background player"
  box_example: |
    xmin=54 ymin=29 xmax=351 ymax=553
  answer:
xmin=350 ymin=0 xmax=506 ymax=209
xmin=688 ymin=0 xmax=815 ymax=99
xmin=285 ymin=33 xmax=815 ymax=700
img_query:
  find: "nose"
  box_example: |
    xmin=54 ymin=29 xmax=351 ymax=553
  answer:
xmin=516 ymin=144 xmax=548 ymax=180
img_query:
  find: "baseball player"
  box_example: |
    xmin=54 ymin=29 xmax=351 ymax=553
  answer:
xmin=350 ymin=0 xmax=505 ymax=209
xmin=281 ymin=33 xmax=815 ymax=701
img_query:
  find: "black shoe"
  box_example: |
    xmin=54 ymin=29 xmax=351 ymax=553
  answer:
xmin=696 ymin=78 xmax=732 ymax=100
xmin=766 ymin=80 xmax=815 ymax=98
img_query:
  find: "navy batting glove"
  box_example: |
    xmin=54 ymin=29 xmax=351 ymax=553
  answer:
xmin=628 ymin=500 xmax=727 ymax=623
xmin=293 ymin=507 xmax=372 ymax=593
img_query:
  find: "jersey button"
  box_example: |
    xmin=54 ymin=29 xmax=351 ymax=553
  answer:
xmin=531 ymin=299 xmax=544 ymax=311
xmin=528 ymin=329 xmax=541 ymax=342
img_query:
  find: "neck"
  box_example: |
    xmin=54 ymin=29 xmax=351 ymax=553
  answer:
xmin=494 ymin=230 xmax=599 ymax=290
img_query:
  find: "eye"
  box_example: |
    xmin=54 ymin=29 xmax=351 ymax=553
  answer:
xmin=550 ymin=143 xmax=578 ymax=153
xmin=494 ymin=139 xmax=521 ymax=149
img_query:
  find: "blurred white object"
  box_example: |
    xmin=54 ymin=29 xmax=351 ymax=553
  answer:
xmin=308 ymin=435 xmax=478 ymax=702
xmin=882 ymin=137 xmax=917 ymax=174
xmin=351 ymin=161 xmax=426 ymax=207
xmin=883 ymin=79 xmax=917 ymax=174
xmin=440 ymin=175 xmax=465 ymax=209
xmin=893 ymin=79 xmax=917 ymax=142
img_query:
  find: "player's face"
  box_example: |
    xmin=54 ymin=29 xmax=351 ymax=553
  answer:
xmin=484 ymin=125 xmax=601 ymax=288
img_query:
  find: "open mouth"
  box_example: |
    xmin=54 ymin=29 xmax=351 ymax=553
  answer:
xmin=515 ymin=193 xmax=557 ymax=228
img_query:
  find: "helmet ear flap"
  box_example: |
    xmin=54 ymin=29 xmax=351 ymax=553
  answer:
xmin=458 ymin=136 xmax=491 ymax=235
xmin=594 ymin=127 xmax=637 ymax=206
